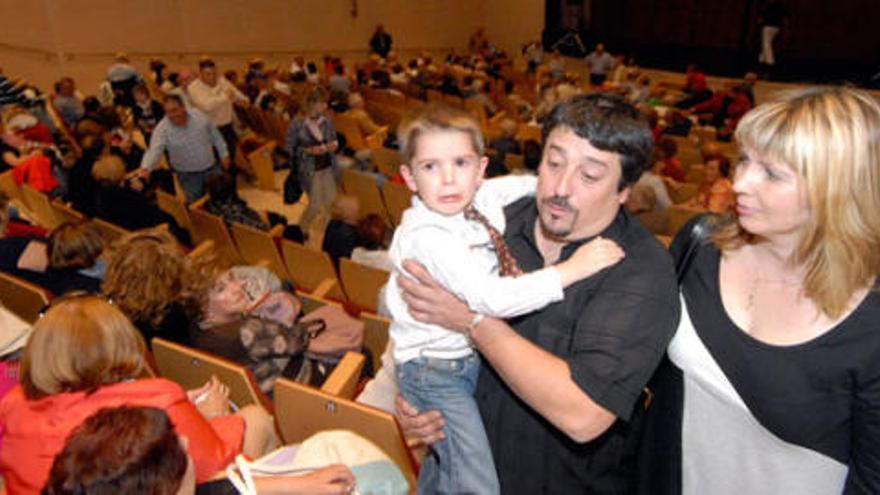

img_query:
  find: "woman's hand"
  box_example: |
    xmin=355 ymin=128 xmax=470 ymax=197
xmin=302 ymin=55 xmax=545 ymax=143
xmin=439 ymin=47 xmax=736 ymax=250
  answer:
xmin=291 ymin=464 xmax=355 ymax=494
xmin=254 ymin=465 xmax=355 ymax=494
xmin=394 ymin=394 xmax=446 ymax=447
xmin=397 ymin=259 xmax=474 ymax=332
xmin=187 ymin=376 xmax=231 ymax=420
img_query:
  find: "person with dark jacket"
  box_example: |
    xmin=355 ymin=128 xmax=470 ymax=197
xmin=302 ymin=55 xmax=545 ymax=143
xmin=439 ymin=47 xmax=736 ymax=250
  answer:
xmin=369 ymin=25 xmax=393 ymax=58
xmin=91 ymin=155 xmax=191 ymax=245
xmin=321 ymin=195 xmax=363 ymax=268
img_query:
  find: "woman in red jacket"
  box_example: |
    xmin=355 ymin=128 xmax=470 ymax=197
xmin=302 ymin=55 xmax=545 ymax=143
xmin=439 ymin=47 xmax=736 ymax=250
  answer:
xmin=0 ymin=295 xmax=277 ymax=494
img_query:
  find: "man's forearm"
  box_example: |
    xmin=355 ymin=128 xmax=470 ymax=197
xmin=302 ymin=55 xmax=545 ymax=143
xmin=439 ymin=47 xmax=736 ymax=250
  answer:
xmin=470 ymin=316 xmax=616 ymax=443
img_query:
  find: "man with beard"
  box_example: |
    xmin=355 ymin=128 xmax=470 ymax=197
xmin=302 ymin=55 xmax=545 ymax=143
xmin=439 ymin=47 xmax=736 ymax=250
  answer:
xmin=395 ymin=93 xmax=680 ymax=493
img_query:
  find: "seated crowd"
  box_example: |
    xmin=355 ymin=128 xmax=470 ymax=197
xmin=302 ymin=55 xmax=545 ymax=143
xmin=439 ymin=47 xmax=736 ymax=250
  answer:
xmin=1 ymin=27 xmax=878 ymax=495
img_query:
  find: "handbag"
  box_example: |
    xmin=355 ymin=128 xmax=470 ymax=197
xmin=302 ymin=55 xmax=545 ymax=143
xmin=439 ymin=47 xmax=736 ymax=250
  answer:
xmin=636 ymin=213 xmax=717 ymax=495
xmin=225 ymin=430 xmax=408 ymax=495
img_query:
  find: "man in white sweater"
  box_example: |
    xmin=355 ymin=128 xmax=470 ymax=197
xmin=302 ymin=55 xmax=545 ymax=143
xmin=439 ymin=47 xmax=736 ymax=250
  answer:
xmin=187 ymin=59 xmax=248 ymax=162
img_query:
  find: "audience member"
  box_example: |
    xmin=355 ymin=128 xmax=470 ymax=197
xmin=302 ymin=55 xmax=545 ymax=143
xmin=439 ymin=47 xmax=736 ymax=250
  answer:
xmin=468 ymin=27 xmax=490 ymax=55
xmin=642 ymin=86 xmax=880 ymax=494
xmin=91 ymin=154 xmax=191 ymax=244
xmin=328 ymin=64 xmax=352 ymax=97
xmin=102 ymin=229 xmax=209 ymax=347
xmin=658 ymin=137 xmax=686 ymax=181
xmin=73 ymin=97 xmax=110 ymax=139
xmin=131 ymin=82 xmax=164 ymax=143
xmin=322 ymin=195 xmax=363 ymax=267
xmin=487 ymin=118 xmax=520 ymax=176
xmin=674 ymin=64 xmax=713 ymax=108
xmin=51 ymin=77 xmax=84 ymax=127
xmin=0 ymin=73 xmax=37 ymax=108
xmin=681 ymin=155 xmax=734 ymax=213
xmin=584 ymin=43 xmax=616 ymax=86
xmin=369 ymin=25 xmax=393 ymax=59
xmin=758 ymin=0 xmax=787 ymax=68
xmin=689 ymin=82 xmax=753 ymax=135
xmin=522 ymin=139 xmax=542 ymax=172
xmin=106 ymin=112 xmax=146 ymax=171
xmin=345 ymin=93 xmax=384 ymax=137
xmin=625 ymin=183 xmax=658 ymax=214
xmin=134 ymin=94 xmax=229 ymax=202
xmin=187 ymin=59 xmax=248 ymax=162
xmin=351 ymin=213 xmax=392 ymax=272
xmin=661 ymin=109 xmax=694 ymax=137
xmin=105 ymin=53 xmax=141 ymax=107
xmin=636 ymin=159 xmax=674 ymax=210
xmin=63 ymin=134 xmax=102 ymax=216
xmin=629 ymin=75 xmax=652 ymax=105
xmin=148 ymin=58 xmax=168 ymax=86
xmin=0 ymin=221 xmax=104 ymax=296
xmin=285 ymin=88 xmax=340 ymax=233
xmin=44 ymin=405 xmax=354 ymax=495
xmin=203 ymin=172 xmax=269 ymax=230
xmin=0 ymin=295 xmax=276 ymax=494
xmin=43 ymin=406 xmax=196 ymax=495
xmin=194 ymin=268 xmax=305 ymax=390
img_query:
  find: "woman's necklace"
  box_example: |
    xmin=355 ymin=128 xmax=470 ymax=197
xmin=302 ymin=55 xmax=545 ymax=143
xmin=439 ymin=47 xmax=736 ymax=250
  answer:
xmin=744 ymin=269 xmax=803 ymax=334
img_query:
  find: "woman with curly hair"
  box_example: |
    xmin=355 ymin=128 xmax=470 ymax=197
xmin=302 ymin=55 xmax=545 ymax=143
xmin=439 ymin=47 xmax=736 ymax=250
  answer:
xmin=101 ymin=228 xmax=210 ymax=347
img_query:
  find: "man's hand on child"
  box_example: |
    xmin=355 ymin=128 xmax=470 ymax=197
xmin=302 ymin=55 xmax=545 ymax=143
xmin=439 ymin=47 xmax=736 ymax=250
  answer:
xmin=399 ymin=259 xmax=474 ymax=332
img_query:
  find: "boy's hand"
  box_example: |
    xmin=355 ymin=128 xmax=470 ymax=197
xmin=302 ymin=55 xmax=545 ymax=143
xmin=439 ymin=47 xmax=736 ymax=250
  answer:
xmin=556 ymin=236 xmax=624 ymax=287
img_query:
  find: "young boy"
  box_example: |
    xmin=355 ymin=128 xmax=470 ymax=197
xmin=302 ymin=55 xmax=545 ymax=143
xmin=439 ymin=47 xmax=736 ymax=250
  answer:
xmin=385 ymin=103 xmax=624 ymax=494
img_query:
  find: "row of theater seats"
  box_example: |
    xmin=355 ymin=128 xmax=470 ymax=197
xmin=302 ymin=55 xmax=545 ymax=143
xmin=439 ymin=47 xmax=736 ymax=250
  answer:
xmin=0 ymin=167 xmax=419 ymax=492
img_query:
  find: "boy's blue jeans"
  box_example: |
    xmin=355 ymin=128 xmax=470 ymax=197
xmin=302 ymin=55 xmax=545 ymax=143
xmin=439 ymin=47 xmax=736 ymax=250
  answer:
xmin=397 ymin=353 xmax=500 ymax=495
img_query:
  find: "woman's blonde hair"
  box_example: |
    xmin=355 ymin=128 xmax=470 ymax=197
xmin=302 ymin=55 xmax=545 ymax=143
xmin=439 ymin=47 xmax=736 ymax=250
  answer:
xmin=715 ymin=86 xmax=880 ymax=318
xmin=102 ymin=229 xmax=210 ymax=327
xmin=397 ymin=102 xmax=485 ymax=164
xmin=22 ymin=295 xmax=146 ymax=399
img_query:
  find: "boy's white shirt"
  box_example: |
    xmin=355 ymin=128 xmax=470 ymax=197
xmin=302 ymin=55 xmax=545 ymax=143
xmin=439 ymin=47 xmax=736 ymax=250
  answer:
xmin=386 ymin=174 xmax=564 ymax=363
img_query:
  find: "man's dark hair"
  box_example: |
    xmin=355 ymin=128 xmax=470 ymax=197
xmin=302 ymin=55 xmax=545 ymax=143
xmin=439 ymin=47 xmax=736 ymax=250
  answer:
xmin=163 ymin=93 xmax=184 ymax=107
xmin=206 ymin=172 xmax=240 ymax=203
xmin=198 ymin=58 xmax=216 ymax=70
xmin=542 ymin=92 xmax=653 ymax=191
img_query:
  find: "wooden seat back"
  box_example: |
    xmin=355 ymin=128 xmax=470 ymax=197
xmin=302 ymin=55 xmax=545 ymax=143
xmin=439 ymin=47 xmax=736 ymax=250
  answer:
xmin=0 ymin=272 xmax=50 ymax=323
xmin=339 ymin=258 xmax=390 ymax=313
xmin=273 ymin=378 xmax=417 ymax=493
xmin=280 ymin=240 xmax=346 ymax=300
xmin=152 ymin=337 xmax=271 ymax=411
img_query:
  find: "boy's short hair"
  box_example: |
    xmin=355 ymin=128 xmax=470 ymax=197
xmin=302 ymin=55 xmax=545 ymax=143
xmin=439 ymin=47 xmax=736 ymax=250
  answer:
xmin=398 ymin=102 xmax=484 ymax=164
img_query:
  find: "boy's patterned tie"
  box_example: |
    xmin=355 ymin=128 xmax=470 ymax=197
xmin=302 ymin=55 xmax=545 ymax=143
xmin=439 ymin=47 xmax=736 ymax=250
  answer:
xmin=464 ymin=206 xmax=523 ymax=277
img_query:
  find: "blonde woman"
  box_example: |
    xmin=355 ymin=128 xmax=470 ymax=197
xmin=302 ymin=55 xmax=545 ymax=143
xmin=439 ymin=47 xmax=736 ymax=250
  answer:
xmin=0 ymin=296 xmax=278 ymax=494
xmin=643 ymin=87 xmax=880 ymax=494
